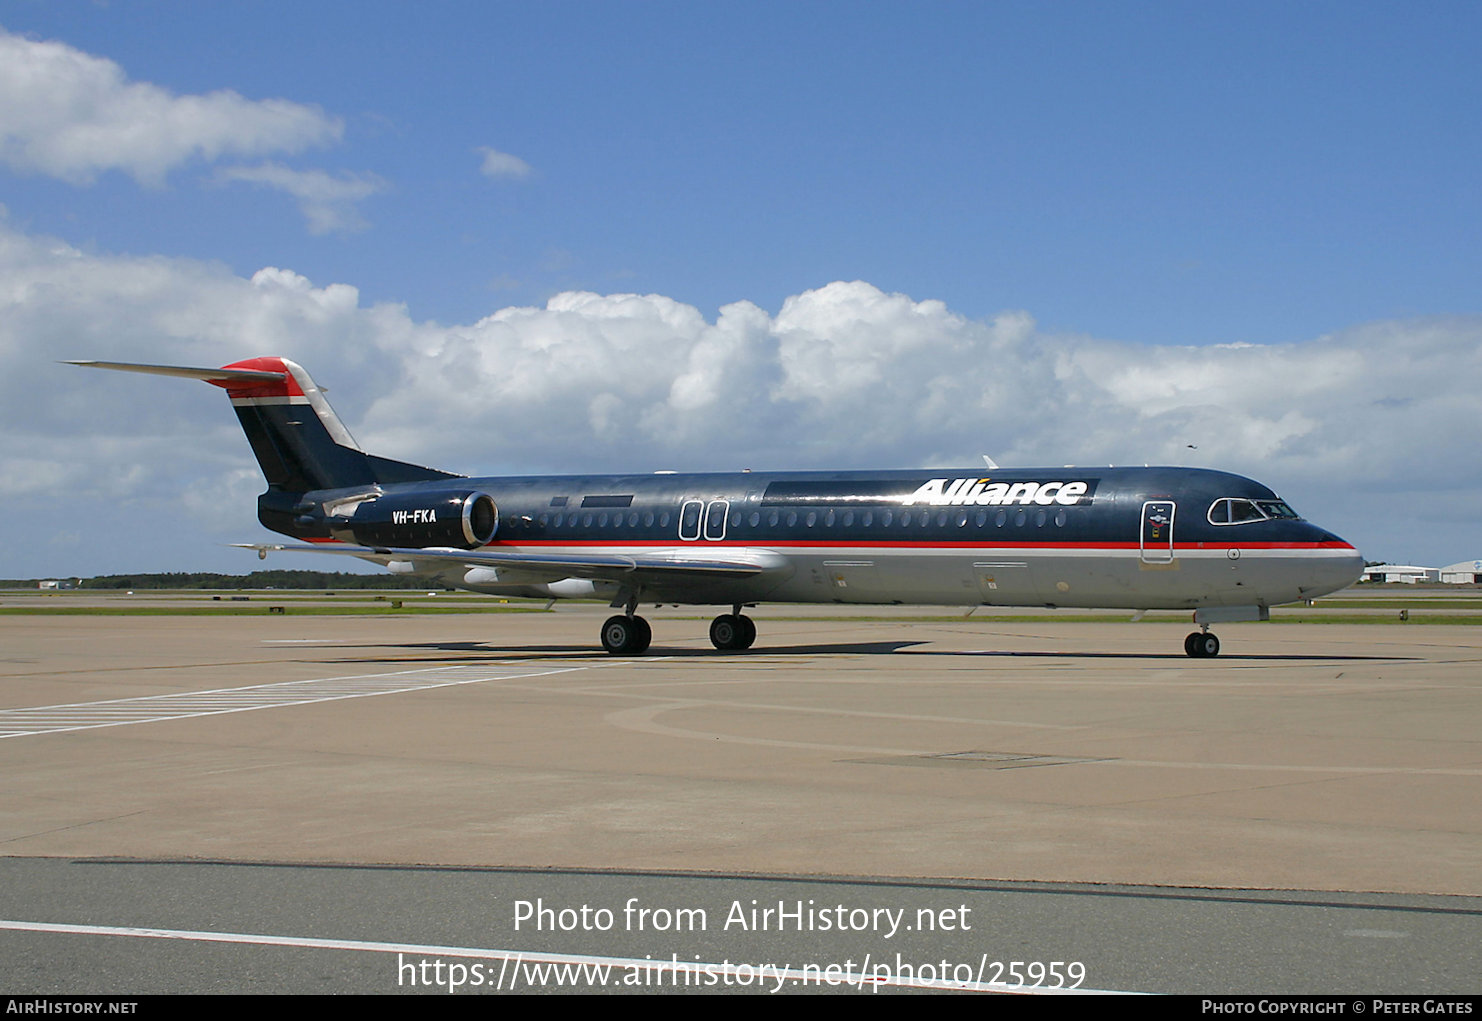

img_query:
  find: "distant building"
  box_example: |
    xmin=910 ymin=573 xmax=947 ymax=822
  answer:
xmin=1360 ymin=565 xmax=1438 ymax=584
xmin=1439 ymin=560 xmax=1482 ymax=585
xmin=37 ymin=579 xmax=77 ymax=590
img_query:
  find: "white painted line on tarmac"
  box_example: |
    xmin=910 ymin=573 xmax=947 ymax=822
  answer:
xmin=0 ymin=662 xmax=607 ymax=740
xmin=0 ymin=918 xmax=1125 ymax=994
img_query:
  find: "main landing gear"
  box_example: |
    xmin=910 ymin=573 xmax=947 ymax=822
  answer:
xmin=601 ymin=614 xmax=652 ymax=655
xmin=1184 ymin=629 xmax=1221 ymax=658
xmin=598 ymin=603 xmax=757 ymax=655
xmin=709 ymin=612 xmax=757 ymax=651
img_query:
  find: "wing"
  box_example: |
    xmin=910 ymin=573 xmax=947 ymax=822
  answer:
xmin=235 ymin=541 xmax=792 ymax=596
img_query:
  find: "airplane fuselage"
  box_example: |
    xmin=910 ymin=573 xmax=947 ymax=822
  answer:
xmin=262 ymin=465 xmax=1361 ymax=613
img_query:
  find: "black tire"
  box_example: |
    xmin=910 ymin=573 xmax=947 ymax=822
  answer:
xmin=1185 ymin=631 xmax=1220 ymax=658
xmin=737 ymin=614 xmax=757 ymax=650
xmin=601 ymin=614 xmax=648 ymax=655
xmin=710 ymin=614 xmax=740 ymax=651
xmin=630 ymin=615 xmax=652 ymax=654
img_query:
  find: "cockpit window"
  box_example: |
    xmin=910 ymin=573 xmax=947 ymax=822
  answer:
xmin=1208 ymin=497 xmax=1303 ymax=525
xmin=1254 ymin=500 xmax=1300 ymax=520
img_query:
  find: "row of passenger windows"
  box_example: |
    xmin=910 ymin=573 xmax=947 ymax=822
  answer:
xmin=503 ymin=507 xmax=1074 ymax=532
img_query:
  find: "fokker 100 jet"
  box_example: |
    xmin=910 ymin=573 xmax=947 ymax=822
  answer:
xmin=71 ymin=357 xmax=1364 ymax=657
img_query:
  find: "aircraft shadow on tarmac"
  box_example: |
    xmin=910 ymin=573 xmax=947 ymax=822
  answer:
xmin=317 ymin=640 xmax=1414 ymax=664
xmin=324 ymin=639 xmax=927 ymax=662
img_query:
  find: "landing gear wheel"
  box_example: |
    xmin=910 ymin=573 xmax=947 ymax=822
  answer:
xmin=601 ymin=614 xmax=651 ymax=655
xmin=709 ymin=614 xmax=741 ymax=651
xmin=1184 ymin=631 xmax=1220 ymax=658
xmin=630 ymin=615 xmax=652 ymax=653
xmin=737 ymin=614 xmax=757 ymax=650
xmin=710 ymin=613 xmax=757 ymax=651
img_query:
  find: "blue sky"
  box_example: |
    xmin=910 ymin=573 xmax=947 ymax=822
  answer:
xmin=10 ymin=1 xmax=1480 ymax=340
xmin=1 ymin=2 xmax=1480 ymax=576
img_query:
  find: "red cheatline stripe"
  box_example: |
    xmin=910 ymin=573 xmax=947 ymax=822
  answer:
xmin=484 ymin=539 xmax=1353 ymax=551
xmin=291 ymin=537 xmax=1353 ymax=552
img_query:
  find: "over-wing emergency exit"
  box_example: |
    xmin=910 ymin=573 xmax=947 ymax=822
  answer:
xmin=69 ymin=357 xmax=1364 ymax=657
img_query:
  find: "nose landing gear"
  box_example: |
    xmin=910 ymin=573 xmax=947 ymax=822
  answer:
xmin=1184 ymin=629 xmax=1221 ymax=658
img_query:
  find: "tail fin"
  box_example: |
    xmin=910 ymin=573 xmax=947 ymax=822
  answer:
xmin=67 ymin=357 xmax=460 ymax=493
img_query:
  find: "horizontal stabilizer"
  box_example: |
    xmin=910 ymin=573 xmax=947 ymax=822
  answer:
xmin=69 ymin=356 xmax=461 ymax=493
xmin=63 ymin=360 xmax=286 ymax=384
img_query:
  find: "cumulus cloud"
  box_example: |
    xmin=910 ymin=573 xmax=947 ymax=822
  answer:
xmin=0 ymin=25 xmax=341 ymax=185
xmin=476 ymin=146 xmax=532 ymax=179
xmin=2 ymin=217 xmax=1478 ymax=574
xmin=214 ymin=163 xmax=388 ymax=234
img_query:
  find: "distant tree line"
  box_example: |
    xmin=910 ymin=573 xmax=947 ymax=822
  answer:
xmin=4 ymin=571 xmax=445 ymax=590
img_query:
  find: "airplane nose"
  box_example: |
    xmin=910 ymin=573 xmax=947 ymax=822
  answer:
xmin=1300 ymin=534 xmax=1363 ymax=598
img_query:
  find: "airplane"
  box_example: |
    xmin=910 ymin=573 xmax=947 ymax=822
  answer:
xmin=69 ymin=356 xmax=1364 ymax=658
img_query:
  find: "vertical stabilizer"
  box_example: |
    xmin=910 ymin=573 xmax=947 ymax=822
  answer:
xmin=213 ymin=357 xmax=377 ymax=492
xmin=67 ymin=357 xmax=460 ymax=493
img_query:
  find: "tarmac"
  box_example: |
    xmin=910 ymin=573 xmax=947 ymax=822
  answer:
xmin=2 ymin=601 xmax=1479 ymax=993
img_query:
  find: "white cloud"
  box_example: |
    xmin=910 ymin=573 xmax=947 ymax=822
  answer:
xmin=215 ymin=163 xmax=388 ymax=234
xmin=0 ymin=25 xmax=341 ymax=185
xmin=476 ymin=146 xmax=532 ymax=179
xmin=2 ymin=217 xmax=1480 ymax=575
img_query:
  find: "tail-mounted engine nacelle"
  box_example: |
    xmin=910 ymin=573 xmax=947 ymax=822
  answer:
xmin=332 ymin=490 xmax=498 ymax=550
